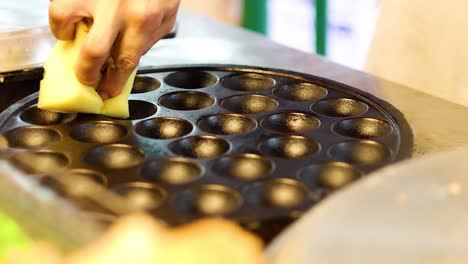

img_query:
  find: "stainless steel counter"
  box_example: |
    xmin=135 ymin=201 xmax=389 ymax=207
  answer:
xmin=3 ymin=8 xmax=468 ymax=157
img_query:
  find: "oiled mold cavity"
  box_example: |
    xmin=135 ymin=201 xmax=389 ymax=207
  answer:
xmin=334 ymin=118 xmax=392 ymax=138
xmin=164 ymin=71 xmax=217 ymax=89
xmin=81 ymin=212 xmax=116 ymax=227
xmin=41 ymin=169 xmax=107 ymax=197
xmin=247 ymin=178 xmax=309 ymax=208
xmin=159 ymin=91 xmax=215 ymax=111
xmin=10 ymin=150 xmax=69 ymax=174
xmin=221 ymin=94 xmax=278 ymax=114
xmin=198 ymin=114 xmax=257 ymax=135
xmin=135 ymin=117 xmax=193 ymax=139
xmin=68 ymin=169 xmax=108 ymax=186
xmin=259 ymin=136 xmax=319 ymax=159
xmin=221 ymin=73 xmax=275 ymax=91
xmin=175 ymin=185 xmax=241 ymax=215
xmin=170 ymin=136 xmax=229 ymax=158
xmin=261 ymin=112 xmax=320 ymax=133
xmin=113 ymin=182 xmax=166 ymax=211
xmin=21 ymin=106 xmax=76 ymax=125
xmin=131 ymin=75 xmax=160 ymax=94
xmin=274 ymin=82 xmax=328 ymax=101
xmin=299 ymin=162 xmax=361 ymax=189
xmin=70 ymin=121 xmax=128 ymax=144
xmin=212 ymin=153 xmax=273 ymax=180
xmin=4 ymin=127 xmax=60 ymax=148
xmin=329 ymin=140 xmax=390 ymax=165
xmin=140 ymin=158 xmax=202 ymax=184
xmin=85 ymin=144 xmax=145 ymax=170
xmin=312 ymin=98 xmax=369 ymax=117
xmin=126 ymin=100 xmax=157 ymax=120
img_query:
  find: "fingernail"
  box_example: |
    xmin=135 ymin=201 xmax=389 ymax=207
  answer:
xmin=98 ymin=90 xmax=110 ymax=100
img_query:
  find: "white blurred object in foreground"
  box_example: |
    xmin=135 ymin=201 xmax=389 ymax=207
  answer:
xmin=267 ymin=147 xmax=468 ymax=264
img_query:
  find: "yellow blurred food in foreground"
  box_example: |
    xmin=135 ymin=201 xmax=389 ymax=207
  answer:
xmin=6 ymin=214 xmax=264 ymax=264
xmin=38 ymin=22 xmax=136 ymax=119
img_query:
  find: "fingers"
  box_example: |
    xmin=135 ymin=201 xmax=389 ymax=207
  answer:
xmin=48 ymin=0 xmax=86 ymax=40
xmin=142 ymin=14 xmax=178 ymax=54
xmin=97 ymin=15 xmax=177 ymax=99
xmin=150 ymin=15 xmax=178 ymax=49
xmin=50 ymin=0 xmax=181 ymax=100
xmin=49 ymin=0 xmax=116 ymax=87
xmin=96 ymin=56 xmax=139 ymax=100
xmin=74 ymin=17 xmax=120 ymax=87
xmin=96 ymin=28 xmax=142 ymax=99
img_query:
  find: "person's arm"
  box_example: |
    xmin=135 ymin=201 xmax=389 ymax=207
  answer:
xmin=48 ymin=0 xmax=180 ymax=99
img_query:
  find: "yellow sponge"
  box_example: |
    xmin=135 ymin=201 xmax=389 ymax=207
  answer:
xmin=38 ymin=22 xmax=136 ymax=119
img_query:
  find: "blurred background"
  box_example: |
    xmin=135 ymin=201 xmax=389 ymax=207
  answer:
xmin=181 ymin=0 xmax=380 ymax=70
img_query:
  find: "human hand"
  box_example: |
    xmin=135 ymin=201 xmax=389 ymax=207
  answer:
xmin=48 ymin=0 xmax=180 ymax=99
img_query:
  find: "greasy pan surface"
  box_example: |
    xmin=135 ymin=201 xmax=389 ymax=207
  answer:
xmin=0 ymin=65 xmax=413 ymax=241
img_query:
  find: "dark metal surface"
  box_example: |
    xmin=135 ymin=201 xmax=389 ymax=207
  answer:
xmin=0 ymin=65 xmax=413 ymax=241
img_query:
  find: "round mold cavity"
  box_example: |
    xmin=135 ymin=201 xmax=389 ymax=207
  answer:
xmin=176 ymin=185 xmax=242 ymax=215
xmin=334 ymin=118 xmax=392 ymax=139
xmin=113 ymin=182 xmax=166 ymax=211
xmin=212 ymin=153 xmax=273 ymax=180
xmin=198 ymin=114 xmax=257 ymax=135
xmin=84 ymin=144 xmax=145 ymax=170
xmin=3 ymin=126 xmax=60 ymax=148
xmin=135 ymin=117 xmax=193 ymax=139
xmin=164 ymin=71 xmax=217 ymax=89
xmin=20 ymin=106 xmax=76 ymax=125
xmin=41 ymin=169 xmax=107 ymax=197
xmin=81 ymin=212 xmax=116 ymax=227
xmin=221 ymin=73 xmax=275 ymax=91
xmin=159 ymin=91 xmax=215 ymax=111
xmin=68 ymin=168 xmax=108 ymax=186
xmin=248 ymin=178 xmax=309 ymax=208
xmin=70 ymin=121 xmax=128 ymax=144
xmin=126 ymin=100 xmax=157 ymax=120
xmin=140 ymin=158 xmax=202 ymax=184
xmin=259 ymin=136 xmax=319 ymax=159
xmin=170 ymin=136 xmax=230 ymax=159
xmin=40 ymin=177 xmax=67 ymax=196
xmin=261 ymin=112 xmax=320 ymax=133
xmin=329 ymin=140 xmax=391 ymax=165
xmin=312 ymin=98 xmax=369 ymax=117
xmin=220 ymin=94 xmax=279 ymax=114
xmin=131 ymin=75 xmax=160 ymax=94
xmin=274 ymin=82 xmax=328 ymax=101
xmin=10 ymin=150 xmax=69 ymax=174
xmin=299 ymin=162 xmax=361 ymax=190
